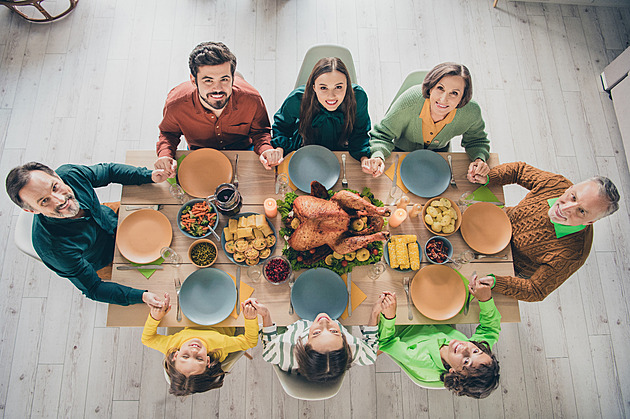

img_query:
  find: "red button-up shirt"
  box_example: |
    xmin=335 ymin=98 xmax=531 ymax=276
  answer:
xmin=156 ymin=77 xmax=273 ymax=158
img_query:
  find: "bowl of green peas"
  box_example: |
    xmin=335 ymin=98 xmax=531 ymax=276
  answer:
xmin=188 ymin=239 xmax=218 ymax=268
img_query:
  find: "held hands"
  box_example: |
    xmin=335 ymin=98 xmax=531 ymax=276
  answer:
xmin=380 ymin=291 xmax=397 ymax=320
xmin=468 ymin=274 xmax=493 ymax=302
xmin=151 ymin=169 xmax=169 ymax=183
xmin=241 ymin=299 xmax=258 ymax=320
xmin=154 ymin=156 xmax=178 ymax=178
xmin=467 ymin=159 xmax=490 ymax=184
xmin=361 ymin=157 xmax=385 ymax=177
xmin=260 ymin=148 xmax=284 ymax=170
xmin=146 ymin=292 xmax=170 ymax=321
xmin=247 ymin=298 xmax=273 ymax=326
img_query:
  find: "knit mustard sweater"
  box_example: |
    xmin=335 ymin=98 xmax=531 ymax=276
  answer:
xmin=488 ymin=162 xmax=593 ymax=302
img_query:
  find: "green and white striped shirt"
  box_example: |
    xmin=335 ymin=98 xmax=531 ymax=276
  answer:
xmin=261 ymin=319 xmax=378 ymax=373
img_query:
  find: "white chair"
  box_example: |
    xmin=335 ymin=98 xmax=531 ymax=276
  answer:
xmin=385 ymin=354 xmax=445 ymax=390
xmin=387 ymin=70 xmax=429 ymax=113
xmin=14 ymin=211 xmax=42 ymax=262
xmin=295 ymin=44 xmax=358 ymax=89
xmin=272 ymin=365 xmax=345 ymax=401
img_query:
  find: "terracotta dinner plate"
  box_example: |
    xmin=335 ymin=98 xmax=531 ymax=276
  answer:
xmin=116 ymin=209 xmax=172 ymax=263
xmin=460 ymin=202 xmax=512 ymax=254
xmin=410 ymin=265 xmax=466 ymax=321
xmin=177 ymin=149 xmax=233 ymax=198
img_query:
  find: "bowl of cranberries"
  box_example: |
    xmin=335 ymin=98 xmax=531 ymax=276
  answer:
xmin=263 ymin=255 xmax=293 ymax=285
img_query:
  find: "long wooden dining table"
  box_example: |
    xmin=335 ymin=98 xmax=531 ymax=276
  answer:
xmin=106 ymin=150 xmax=520 ymax=327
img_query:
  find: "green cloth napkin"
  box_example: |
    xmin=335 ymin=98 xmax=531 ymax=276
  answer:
xmin=547 ymin=198 xmax=586 ymax=238
xmin=166 ymin=155 xmax=188 ymax=186
xmin=130 ymin=256 xmax=165 ymax=279
xmin=473 ymin=185 xmax=501 ymax=204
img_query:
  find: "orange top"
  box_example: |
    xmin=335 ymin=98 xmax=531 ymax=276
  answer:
xmin=419 ymin=99 xmax=457 ymax=145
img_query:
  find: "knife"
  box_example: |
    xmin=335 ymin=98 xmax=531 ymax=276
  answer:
xmin=469 ymin=200 xmax=504 ymax=206
xmin=235 ymin=266 xmax=241 ymax=315
xmin=464 ymin=271 xmax=476 ymax=315
xmin=174 ymin=276 xmax=182 ymax=322
xmin=117 ymin=265 xmax=163 ymax=270
xmin=390 ymin=155 xmax=400 ymax=199
xmin=274 ymin=166 xmax=279 ymax=194
xmin=347 ymin=271 xmax=352 ymax=316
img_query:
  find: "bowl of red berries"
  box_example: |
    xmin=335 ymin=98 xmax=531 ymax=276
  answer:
xmin=263 ymin=255 xmax=293 ymax=285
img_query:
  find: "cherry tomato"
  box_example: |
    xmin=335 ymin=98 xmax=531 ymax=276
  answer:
xmin=371 ymin=248 xmax=379 ymax=255
xmin=297 ymin=255 xmax=303 ymax=262
xmin=341 ymin=260 xmax=348 ymax=267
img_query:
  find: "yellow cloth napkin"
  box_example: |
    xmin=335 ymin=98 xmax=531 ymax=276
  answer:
xmin=276 ymin=151 xmax=298 ymax=191
xmin=129 ymin=257 xmax=164 ymax=279
xmin=228 ymin=272 xmax=254 ymax=319
xmin=339 ymin=273 xmax=367 ymax=320
xmin=383 ymin=155 xmax=410 ymax=194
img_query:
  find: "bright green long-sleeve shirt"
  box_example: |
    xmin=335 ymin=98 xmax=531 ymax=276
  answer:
xmin=369 ymin=85 xmax=490 ymax=162
xmin=378 ymin=299 xmax=501 ymax=385
xmin=271 ymin=84 xmax=371 ymax=161
xmin=141 ymin=315 xmax=259 ymax=361
xmin=32 ymin=163 xmax=154 ymax=305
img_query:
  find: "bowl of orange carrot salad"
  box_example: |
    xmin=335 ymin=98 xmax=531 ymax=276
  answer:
xmin=177 ymin=199 xmax=219 ymax=239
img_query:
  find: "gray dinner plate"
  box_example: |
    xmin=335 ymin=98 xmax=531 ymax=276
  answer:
xmin=179 ymin=268 xmax=236 ymax=325
xmin=288 ymin=145 xmax=340 ymax=193
xmin=291 ymin=268 xmax=348 ymax=321
xmin=399 ymin=150 xmax=451 ymax=198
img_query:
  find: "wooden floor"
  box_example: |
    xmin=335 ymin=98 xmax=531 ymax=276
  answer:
xmin=1 ymin=1 xmax=629 ymax=418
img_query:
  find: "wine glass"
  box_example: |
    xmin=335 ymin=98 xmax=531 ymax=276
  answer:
xmin=169 ymin=183 xmax=187 ymax=204
xmin=276 ymin=173 xmax=289 ymax=197
xmin=450 ymin=250 xmax=475 ymax=270
xmin=458 ymin=191 xmax=474 ymax=212
xmin=368 ymin=261 xmax=385 ymax=280
xmin=160 ymin=247 xmax=182 ymax=267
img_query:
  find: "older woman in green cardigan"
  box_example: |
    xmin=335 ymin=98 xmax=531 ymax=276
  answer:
xmin=363 ymin=63 xmax=491 ymax=183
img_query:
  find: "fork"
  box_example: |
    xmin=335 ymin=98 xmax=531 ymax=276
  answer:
xmin=447 ymin=155 xmax=457 ymax=188
xmin=403 ymin=276 xmax=413 ymax=320
xmin=288 ymin=273 xmax=296 ymax=315
xmin=174 ymin=277 xmax=182 ymax=322
xmin=475 ymin=253 xmax=508 ymax=260
xmin=341 ymin=154 xmax=348 ymax=188
xmin=233 ymin=154 xmax=239 ymax=188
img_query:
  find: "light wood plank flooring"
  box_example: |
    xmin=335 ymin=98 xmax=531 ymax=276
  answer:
xmin=1 ymin=1 xmax=629 ymax=417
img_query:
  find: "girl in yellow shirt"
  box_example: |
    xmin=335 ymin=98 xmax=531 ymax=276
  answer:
xmin=141 ymin=294 xmax=259 ymax=396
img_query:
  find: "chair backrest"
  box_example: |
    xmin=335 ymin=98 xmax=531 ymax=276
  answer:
xmin=387 ymin=70 xmax=429 ymax=113
xmin=272 ymin=365 xmax=345 ymax=400
xmin=385 ymin=354 xmax=445 ymax=390
xmin=15 ymin=211 xmax=42 ymax=262
xmin=295 ymin=45 xmax=358 ymax=89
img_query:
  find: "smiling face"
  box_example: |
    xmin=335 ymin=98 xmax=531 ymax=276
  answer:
xmin=308 ymin=313 xmax=344 ymax=352
xmin=172 ymin=339 xmax=210 ymax=377
xmin=18 ymin=170 xmax=81 ymax=218
xmin=428 ymin=75 xmax=466 ymax=122
xmin=548 ymin=181 xmax=608 ymax=226
xmin=191 ymin=62 xmax=234 ymax=111
xmin=444 ymin=340 xmax=492 ymax=374
xmin=313 ymin=70 xmax=347 ymax=112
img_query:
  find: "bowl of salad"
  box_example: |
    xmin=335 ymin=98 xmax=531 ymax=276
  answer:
xmin=177 ymin=199 xmax=219 ymax=239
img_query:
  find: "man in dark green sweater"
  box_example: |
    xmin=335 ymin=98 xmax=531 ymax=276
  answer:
xmin=6 ymin=162 xmax=169 ymax=306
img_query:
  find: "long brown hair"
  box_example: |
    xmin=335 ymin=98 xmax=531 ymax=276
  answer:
xmin=164 ymin=348 xmax=227 ymax=396
xmin=299 ymin=57 xmax=356 ymax=148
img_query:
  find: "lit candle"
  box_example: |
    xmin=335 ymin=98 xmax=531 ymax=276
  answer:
xmin=409 ymin=203 xmax=423 ymax=218
xmin=264 ymin=198 xmax=278 ymax=218
xmin=389 ymin=208 xmax=408 ymax=228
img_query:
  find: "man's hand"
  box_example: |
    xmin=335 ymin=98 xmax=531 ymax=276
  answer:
xmin=242 ymin=301 xmax=257 ymax=320
xmin=361 ymin=157 xmax=385 ymax=177
xmin=260 ymin=148 xmax=284 ymax=170
xmin=468 ymin=274 xmax=493 ymax=302
xmin=151 ymin=169 xmax=169 ymax=183
xmin=467 ymin=159 xmax=490 ymax=183
xmin=155 ymin=156 xmax=178 ymax=178
xmin=146 ymin=292 xmax=170 ymax=321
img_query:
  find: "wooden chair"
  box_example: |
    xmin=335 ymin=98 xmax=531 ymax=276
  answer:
xmin=272 ymin=365 xmax=345 ymax=400
xmin=14 ymin=211 xmax=42 ymax=262
xmin=0 ymin=0 xmax=79 ymax=23
xmin=295 ymin=44 xmax=358 ymax=89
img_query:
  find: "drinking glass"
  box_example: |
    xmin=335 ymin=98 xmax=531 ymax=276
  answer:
xmin=276 ymin=173 xmax=289 ymax=197
xmin=368 ymin=261 xmax=385 ymax=280
xmin=169 ymin=183 xmax=187 ymax=204
xmin=160 ymin=247 xmax=182 ymax=267
xmin=458 ymin=191 xmax=474 ymax=212
xmin=247 ymin=265 xmax=262 ymax=282
xmin=451 ymin=250 xmax=475 ymax=269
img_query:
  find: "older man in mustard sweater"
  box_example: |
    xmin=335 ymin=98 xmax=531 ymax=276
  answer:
xmin=471 ymin=162 xmax=620 ymax=302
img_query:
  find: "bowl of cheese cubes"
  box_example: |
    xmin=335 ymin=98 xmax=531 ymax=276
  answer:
xmin=384 ymin=234 xmax=422 ymax=271
xmin=221 ymin=213 xmax=277 ymax=266
xmin=422 ymin=197 xmax=462 ymax=236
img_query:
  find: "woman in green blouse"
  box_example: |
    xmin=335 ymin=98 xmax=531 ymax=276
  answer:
xmin=272 ymin=57 xmax=372 ymax=168
xmin=378 ymin=275 xmax=500 ymax=399
xmin=363 ymin=63 xmax=491 ymax=183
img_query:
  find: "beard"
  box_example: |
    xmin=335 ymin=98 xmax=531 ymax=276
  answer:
xmin=200 ymin=91 xmax=230 ymax=110
xmin=54 ymin=195 xmax=81 ymax=218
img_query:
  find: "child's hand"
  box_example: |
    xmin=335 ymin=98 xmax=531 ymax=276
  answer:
xmin=469 ymin=274 xmax=493 ymax=302
xmin=380 ymin=291 xmax=397 ymax=319
xmin=242 ymin=301 xmax=257 ymax=320
xmin=247 ymin=298 xmax=273 ymax=326
xmin=149 ymin=292 xmax=171 ymax=321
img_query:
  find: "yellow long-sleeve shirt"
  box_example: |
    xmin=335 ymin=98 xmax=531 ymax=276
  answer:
xmin=141 ymin=316 xmax=259 ymax=362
